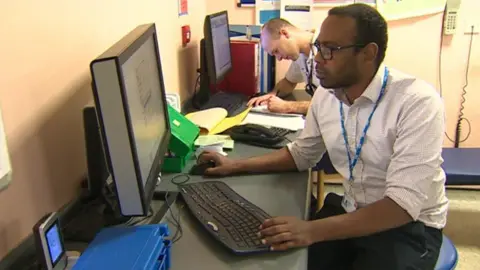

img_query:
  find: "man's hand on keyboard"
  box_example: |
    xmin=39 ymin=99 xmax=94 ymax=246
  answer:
xmin=266 ymin=96 xmax=293 ymax=113
xmin=247 ymin=92 xmax=275 ymax=107
xmin=197 ymin=151 xmax=235 ymax=176
xmin=258 ymin=216 xmax=314 ymax=251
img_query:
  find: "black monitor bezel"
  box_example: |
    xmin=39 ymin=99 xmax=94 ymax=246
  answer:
xmin=203 ymin=10 xmax=233 ymax=85
xmin=93 ymin=24 xmax=171 ymax=216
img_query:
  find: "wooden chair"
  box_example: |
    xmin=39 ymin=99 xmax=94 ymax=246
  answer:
xmin=311 ymin=153 xmax=342 ymax=211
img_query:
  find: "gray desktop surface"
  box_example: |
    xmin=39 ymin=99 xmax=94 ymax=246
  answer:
xmin=157 ymin=138 xmax=310 ymax=270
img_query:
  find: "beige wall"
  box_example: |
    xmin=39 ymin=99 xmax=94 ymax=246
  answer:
xmin=209 ymin=0 xmax=480 ymax=148
xmin=0 ymin=0 xmax=206 ymax=258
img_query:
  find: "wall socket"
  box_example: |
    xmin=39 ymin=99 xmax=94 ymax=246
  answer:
xmin=465 ymin=22 xmax=479 ymax=34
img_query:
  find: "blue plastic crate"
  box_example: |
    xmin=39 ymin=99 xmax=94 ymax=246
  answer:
xmin=72 ymin=224 xmax=171 ymax=270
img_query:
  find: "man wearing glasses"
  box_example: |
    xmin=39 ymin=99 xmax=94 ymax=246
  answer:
xmin=198 ymin=3 xmax=447 ymax=270
xmin=247 ymin=18 xmax=320 ymax=114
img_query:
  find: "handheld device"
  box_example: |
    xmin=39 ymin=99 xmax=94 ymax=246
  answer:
xmin=33 ymin=212 xmax=68 ymax=270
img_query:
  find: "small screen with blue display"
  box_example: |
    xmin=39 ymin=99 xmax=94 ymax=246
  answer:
xmin=45 ymin=223 xmax=63 ymax=265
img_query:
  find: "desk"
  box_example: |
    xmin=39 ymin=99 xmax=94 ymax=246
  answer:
xmin=0 ymin=94 xmax=311 ymax=270
xmin=157 ymin=139 xmax=311 ymax=270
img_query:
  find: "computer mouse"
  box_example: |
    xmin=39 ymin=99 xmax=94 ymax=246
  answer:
xmin=189 ymin=161 xmax=216 ymax=175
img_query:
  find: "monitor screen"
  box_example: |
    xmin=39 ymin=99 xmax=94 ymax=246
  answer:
xmin=121 ymin=35 xmax=167 ymax=187
xmin=90 ymin=23 xmax=171 ymax=216
xmin=45 ymin=223 xmax=63 ymax=265
xmin=210 ymin=12 xmax=232 ymax=81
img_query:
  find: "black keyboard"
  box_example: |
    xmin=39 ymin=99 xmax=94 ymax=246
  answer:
xmin=200 ymin=92 xmax=249 ymax=117
xmin=269 ymin=127 xmax=290 ymax=138
xmin=179 ymin=181 xmax=272 ymax=254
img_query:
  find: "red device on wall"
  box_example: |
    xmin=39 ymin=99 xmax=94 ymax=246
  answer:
xmin=182 ymin=25 xmax=191 ymax=47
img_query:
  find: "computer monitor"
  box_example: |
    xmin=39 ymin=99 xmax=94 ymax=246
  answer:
xmin=89 ymin=23 xmax=171 ymax=217
xmin=196 ymin=10 xmax=234 ymax=106
xmin=205 ymin=10 xmax=233 ymax=84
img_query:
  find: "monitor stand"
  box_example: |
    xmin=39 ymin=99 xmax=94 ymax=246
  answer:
xmin=62 ymin=186 xmax=178 ymax=243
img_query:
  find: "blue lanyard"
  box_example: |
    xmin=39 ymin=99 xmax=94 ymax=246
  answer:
xmin=304 ymin=44 xmax=317 ymax=96
xmin=340 ymin=67 xmax=389 ymax=182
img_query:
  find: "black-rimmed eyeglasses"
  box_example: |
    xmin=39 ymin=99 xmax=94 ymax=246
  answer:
xmin=314 ymin=41 xmax=366 ymax=60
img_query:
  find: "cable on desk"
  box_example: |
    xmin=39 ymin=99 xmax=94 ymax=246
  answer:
xmin=164 ymin=174 xmax=192 ymax=244
xmin=125 ymin=206 xmax=154 ymax=226
xmin=171 ymin=174 xmax=191 ymax=185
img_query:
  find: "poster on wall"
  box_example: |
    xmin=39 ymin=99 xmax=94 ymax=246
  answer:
xmin=242 ymin=0 xmax=376 ymax=8
xmin=237 ymin=0 xmax=256 ymax=7
xmin=281 ymin=0 xmax=313 ymax=30
xmin=255 ymin=0 xmax=281 ymax=25
xmin=312 ymin=0 xmax=376 ymax=6
xmin=178 ymin=0 xmax=188 ymax=16
xmin=376 ymin=0 xmax=446 ymax=21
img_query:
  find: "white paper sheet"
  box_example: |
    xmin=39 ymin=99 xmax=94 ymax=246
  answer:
xmin=195 ymin=143 xmax=228 ymax=159
xmin=250 ymin=105 xmax=304 ymax=118
xmin=241 ymin=113 xmax=305 ymax=131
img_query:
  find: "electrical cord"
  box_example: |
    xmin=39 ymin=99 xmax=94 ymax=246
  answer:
xmin=164 ymin=174 xmax=192 ymax=244
xmin=438 ymin=5 xmax=446 ymax=98
xmin=192 ymin=71 xmax=201 ymax=109
xmin=440 ymin=8 xmax=473 ymax=146
xmin=453 ymin=25 xmax=475 ymax=147
xmin=125 ymin=206 xmax=154 ymax=226
xmin=439 ymin=5 xmax=455 ymax=144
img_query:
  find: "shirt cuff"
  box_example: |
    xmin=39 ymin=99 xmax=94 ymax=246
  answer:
xmin=287 ymin=142 xmax=311 ymax=172
xmin=384 ymin=186 xmax=427 ymax=221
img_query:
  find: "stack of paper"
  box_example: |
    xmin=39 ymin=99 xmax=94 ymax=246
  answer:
xmin=241 ymin=110 xmax=305 ymax=131
xmin=186 ymin=107 xmax=250 ymax=135
xmin=250 ymin=105 xmax=303 ymax=117
xmin=194 ymin=135 xmax=234 ymax=150
xmin=195 ymin=143 xmax=228 ymax=159
xmin=194 ymin=135 xmax=235 ymax=159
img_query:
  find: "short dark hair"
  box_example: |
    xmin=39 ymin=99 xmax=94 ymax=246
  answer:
xmin=262 ymin=18 xmax=295 ymax=37
xmin=329 ymin=3 xmax=388 ymax=66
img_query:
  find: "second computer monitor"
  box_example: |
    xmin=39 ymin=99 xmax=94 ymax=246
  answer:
xmin=90 ymin=23 xmax=171 ymax=217
xmin=204 ymin=10 xmax=233 ymax=84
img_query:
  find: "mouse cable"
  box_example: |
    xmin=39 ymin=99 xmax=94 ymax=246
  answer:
xmin=125 ymin=206 xmax=154 ymax=226
xmin=164 ymin=174 xmax=191 ymax=244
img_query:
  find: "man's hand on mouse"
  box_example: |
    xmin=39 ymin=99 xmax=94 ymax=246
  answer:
xmin=197 ymin=151 xmax=236 ymax=176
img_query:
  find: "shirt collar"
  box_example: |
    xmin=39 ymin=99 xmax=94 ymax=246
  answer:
xmin=360 ymin=64 xmax=387 ymax=103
